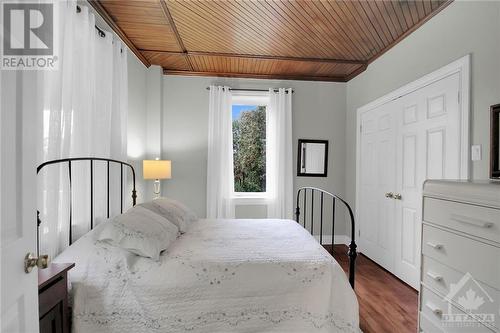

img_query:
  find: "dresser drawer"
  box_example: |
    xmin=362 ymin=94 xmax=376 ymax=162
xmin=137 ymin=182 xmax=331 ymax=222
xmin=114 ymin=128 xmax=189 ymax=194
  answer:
xmin=421 ymin=255 xmax=500 ymax=331
xmin=422 ymin=256 xmax=500 ymax=302
xmin=420 ymin=312 xmax=444 ymax=332
xmin=39 ymin=275 xmax=66 ymax=318
xmin=423 ymin=197 xmax=500 ymax=244
xmin=422 ymin=225 xmax=500 ymax=290
xmin=420 ymin=287 xmax=495 ymax=333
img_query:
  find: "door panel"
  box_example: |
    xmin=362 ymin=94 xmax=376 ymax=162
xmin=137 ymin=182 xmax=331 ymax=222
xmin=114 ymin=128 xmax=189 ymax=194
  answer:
xmin=394 ymin=72 xmax=461 ymax=288
xmin=359 ymin=103 xmax=396 ymax=272
xmin=426 ymin=128 xmax=446 ymax=179
xmin=1 ymin=70 xmax=40 ymax=332
xmin=402 ymin=134 xmax=417 ymax=188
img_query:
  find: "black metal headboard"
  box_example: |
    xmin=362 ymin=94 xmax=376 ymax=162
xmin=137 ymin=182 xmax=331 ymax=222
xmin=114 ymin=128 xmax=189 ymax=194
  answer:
xmin=37 ymin=157 xmax=137 ymax=254
xmin=295 ymin=187 xmax=357 ymax=289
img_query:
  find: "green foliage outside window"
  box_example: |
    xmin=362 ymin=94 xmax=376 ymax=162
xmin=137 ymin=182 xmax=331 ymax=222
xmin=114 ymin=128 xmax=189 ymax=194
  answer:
xmin=232 ymin=106 xmax=266 ymax=192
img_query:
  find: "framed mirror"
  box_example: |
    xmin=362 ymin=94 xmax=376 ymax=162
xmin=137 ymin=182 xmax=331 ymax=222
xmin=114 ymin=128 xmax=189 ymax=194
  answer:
xmin=491 ymin=104 xmax=500 ymax=179
xmin=297 ymin=139 xmax=328 ymax=177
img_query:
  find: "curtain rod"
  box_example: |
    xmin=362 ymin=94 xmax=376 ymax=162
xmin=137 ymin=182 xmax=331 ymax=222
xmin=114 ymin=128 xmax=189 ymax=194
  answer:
xmin=76 ymin=5 xmax=106 ymax=38
xmin=205 ymin=87 xmax=294 ymax=94
xmin=76 ymin=5 xmax=123 ymax=53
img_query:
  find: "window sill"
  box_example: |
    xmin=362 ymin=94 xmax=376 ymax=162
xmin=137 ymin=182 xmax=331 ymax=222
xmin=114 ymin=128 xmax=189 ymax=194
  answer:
xmin=232 ymin=194 xmax=269 ymax=205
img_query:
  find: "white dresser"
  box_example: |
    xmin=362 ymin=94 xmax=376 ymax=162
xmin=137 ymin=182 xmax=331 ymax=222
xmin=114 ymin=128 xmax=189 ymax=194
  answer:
xmin=420 ymin=180 xmax=500 ymax=333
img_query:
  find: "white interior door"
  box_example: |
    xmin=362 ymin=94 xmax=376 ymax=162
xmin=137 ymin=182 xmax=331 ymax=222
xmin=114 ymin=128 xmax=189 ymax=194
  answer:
xmin=393 ymin=72 xmax=462 ymax=289
xmin=359 ymin=102 xmax=396 ymax=272
xmin=358 ymin=66 xmax=467 ymax=289
xmin=1 ymin=70 xmax=40 ymax=332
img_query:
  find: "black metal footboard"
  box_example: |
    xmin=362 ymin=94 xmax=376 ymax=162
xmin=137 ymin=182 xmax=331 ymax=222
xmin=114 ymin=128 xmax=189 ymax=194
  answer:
xmin=295 ymin=187 xmax=357 ymax=289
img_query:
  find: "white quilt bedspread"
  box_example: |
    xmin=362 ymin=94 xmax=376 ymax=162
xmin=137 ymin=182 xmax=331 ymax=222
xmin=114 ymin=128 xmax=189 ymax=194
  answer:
xmin=54 ymin=218 xmax=360 ymax=333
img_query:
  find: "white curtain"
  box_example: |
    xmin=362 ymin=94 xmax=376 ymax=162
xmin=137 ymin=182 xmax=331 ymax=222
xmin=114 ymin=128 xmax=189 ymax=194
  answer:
xmin=267 ymin=88 xmax=293 ymax=219
xmin=206 ymin=86 xmax=235 ymax=218
xmin=38 ymin=2 xmax=128 ymax=258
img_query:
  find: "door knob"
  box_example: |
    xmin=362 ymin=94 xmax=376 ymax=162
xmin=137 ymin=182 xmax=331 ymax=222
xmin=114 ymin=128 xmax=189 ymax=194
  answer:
xmin=24 ymin=253 xmax=49 ymax=273
xmin=393 ymin=193 xmax=402 ymax=200
xmin=385 ymin=192 xmax=394 ymax=198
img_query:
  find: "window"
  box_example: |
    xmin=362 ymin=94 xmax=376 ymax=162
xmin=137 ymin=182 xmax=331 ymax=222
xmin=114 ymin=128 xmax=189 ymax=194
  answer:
xmin=231 ymin=94 xmax=269 ymax=195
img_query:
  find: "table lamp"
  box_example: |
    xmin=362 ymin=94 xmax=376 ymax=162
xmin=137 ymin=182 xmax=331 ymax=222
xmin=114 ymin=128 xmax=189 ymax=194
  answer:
xmin=143 ymin=160 xmax=171 ymax=199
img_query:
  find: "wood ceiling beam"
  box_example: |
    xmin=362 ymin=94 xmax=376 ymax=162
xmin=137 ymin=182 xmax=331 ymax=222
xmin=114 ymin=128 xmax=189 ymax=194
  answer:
xmin=189 ymin=51 xmax=367 ymax=66
xmin=344 ymin=64 xmax=368 ymax=81
xmin=162 ymin=69 xmax=348 ymax=83
xmin=158 ymin=0 xmax=194 ymax=71
xmin=87 ymin=0 xmax=150 ymax=67
xmin=139 ymin=50 xmax=367 ymax=66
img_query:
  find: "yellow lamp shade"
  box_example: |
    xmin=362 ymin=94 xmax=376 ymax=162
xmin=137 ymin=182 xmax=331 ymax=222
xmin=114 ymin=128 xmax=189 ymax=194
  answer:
xmin=143 ymin=160 xmax=171 ymax=180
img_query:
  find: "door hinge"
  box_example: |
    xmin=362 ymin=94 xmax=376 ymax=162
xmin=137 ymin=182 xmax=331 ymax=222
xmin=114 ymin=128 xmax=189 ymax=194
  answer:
xmin=358 ymin=229 xmax=361 ymax=237
xmin=458 ymin=91 xmax=460 ymax=103
xmin=360 ymin=124 xmax=362 ymax=133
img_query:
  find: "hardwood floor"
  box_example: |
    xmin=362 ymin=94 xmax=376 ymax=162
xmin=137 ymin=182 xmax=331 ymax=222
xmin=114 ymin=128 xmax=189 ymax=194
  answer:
xmin=326 ymin=245 xmax=418 ymax=333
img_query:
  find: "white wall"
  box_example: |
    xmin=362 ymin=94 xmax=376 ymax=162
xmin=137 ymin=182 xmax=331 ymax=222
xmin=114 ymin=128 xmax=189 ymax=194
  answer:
xmin=127 ymin=52 xmax=165 ymax=203
xmin=127 ymin=52 xmax=148 ymax=203
xmin=160 ymin=76 xmax=348 ymax=234
xmin=345 ymin=1 xmax=500 ymax=231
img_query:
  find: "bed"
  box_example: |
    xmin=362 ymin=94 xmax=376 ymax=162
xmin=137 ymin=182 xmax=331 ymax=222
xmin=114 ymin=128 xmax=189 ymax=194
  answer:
xmin=38 ymin=158 xmax=360 ymax=333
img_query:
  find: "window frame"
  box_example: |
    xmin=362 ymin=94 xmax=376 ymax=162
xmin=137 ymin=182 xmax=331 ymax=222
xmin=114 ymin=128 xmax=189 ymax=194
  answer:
xmin=231 ymin=91 xmax=270 ymax=202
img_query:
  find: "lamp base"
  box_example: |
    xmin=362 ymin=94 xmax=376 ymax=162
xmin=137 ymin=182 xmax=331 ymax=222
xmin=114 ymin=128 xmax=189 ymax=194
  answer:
xmin=153 ymin=179 xmax=161 ymax=199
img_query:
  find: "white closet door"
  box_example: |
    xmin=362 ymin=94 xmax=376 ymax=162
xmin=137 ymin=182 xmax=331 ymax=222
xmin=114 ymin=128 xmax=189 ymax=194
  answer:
xmin=359 ymin=102 xmax=397 ymax=272
xmin=358 ymin=71 xmax=465 ymax=289
xmin=393 ymin=72 xmax=461 ymax=289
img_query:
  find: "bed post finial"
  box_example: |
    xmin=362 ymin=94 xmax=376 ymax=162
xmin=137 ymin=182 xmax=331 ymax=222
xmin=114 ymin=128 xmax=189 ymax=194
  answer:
xmin=348 ymin=240 xmax=357 ymax=289
xmin=132 ymin=189 xmax=137 ymax=206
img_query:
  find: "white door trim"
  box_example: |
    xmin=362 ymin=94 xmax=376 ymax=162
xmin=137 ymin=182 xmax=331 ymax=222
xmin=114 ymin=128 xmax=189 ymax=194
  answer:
xmin=355 ymin=54 xmax=470 ymax=252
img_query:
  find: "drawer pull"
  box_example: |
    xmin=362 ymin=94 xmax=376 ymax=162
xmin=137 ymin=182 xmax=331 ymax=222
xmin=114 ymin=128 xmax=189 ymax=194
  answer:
xmin=425 ymin=302 xmax=443 ymax=316
xmin=450 ymin=214 xmax=494 ymax=229
xmin=426 ymin=271 xmax=443 ymax=281
xmin=426 ymin=242 xmax=442 ymax=250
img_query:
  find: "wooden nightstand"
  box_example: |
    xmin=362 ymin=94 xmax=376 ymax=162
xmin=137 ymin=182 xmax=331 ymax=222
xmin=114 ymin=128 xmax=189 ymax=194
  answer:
xmin=38 ymin=263 xmax=75 ymax=333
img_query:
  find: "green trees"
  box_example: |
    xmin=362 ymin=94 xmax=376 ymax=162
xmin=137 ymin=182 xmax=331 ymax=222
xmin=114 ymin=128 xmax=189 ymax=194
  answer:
xmin=233 ymin=106 xmax=266 ymax=192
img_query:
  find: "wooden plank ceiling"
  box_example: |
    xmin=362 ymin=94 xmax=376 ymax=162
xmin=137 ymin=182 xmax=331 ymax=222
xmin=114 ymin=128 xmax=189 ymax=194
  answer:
xmin=90 ymin=0 xmax=452 ymax=82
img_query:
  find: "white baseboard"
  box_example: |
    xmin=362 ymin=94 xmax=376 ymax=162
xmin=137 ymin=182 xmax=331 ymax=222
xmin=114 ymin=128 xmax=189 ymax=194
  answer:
xmin=313 ymin=235 xmax=350 ymax=246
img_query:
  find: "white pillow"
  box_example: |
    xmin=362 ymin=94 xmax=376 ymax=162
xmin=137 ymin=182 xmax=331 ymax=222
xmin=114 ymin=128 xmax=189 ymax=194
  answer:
xmin=138 ymin=197 xmax=197 ymax=233
xmin=98 ymin=206 xmax=179 ymax=261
